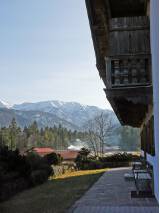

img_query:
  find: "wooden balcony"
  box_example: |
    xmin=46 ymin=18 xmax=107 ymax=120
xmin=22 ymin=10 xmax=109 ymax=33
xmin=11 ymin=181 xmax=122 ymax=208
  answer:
xmin=105 ymin=16 xmax=151 ymax=89
xmin=85 ymin=1 xmax=153 ymax=127
xmin=104 ymin=16 xmax=152 ymax=127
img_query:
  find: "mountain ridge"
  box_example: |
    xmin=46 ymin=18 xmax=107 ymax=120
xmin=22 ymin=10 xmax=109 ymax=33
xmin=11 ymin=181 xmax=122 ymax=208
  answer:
xmin=0 ymin=100 xmax=119 ymax=130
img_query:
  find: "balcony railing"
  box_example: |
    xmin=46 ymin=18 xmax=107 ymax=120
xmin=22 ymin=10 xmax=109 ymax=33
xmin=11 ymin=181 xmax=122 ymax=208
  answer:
xmin=105 ymin=55 xmax=151 ymax=89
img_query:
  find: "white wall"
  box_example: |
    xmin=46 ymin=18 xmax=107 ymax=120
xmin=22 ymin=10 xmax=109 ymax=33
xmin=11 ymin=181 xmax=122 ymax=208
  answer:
xmin=149 ymin=0 xmax=159 ymax=202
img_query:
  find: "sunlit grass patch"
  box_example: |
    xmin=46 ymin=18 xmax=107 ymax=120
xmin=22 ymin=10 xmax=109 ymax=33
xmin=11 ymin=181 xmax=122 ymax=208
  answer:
xmin=52 ymin=168 xmax=108 ymax=179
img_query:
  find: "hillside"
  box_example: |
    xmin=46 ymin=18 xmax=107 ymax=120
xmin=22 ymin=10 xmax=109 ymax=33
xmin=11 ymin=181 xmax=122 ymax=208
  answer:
xmin=0 ymin=108 xmax=78 ymax=130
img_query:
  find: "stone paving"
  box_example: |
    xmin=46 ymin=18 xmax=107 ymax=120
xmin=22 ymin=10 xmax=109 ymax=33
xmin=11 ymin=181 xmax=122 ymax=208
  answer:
xmin=69 ymin=167 xmax=158 ymax=213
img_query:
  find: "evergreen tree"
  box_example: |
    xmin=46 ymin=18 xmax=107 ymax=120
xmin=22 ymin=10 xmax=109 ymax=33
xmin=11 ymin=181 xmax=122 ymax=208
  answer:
xmin=9 ymin=118 xmax=21 ymax=150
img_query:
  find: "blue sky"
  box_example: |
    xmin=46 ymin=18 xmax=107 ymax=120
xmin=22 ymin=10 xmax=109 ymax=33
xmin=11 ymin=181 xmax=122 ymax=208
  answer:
xmin=0 ymin=0 xmax=112 ymax=109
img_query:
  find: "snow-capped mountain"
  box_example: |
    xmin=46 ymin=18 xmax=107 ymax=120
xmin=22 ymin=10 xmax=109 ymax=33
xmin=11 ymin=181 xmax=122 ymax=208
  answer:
xmin=12 ymin=100 xmax=118 ymax=127
xmin=0 ymin=100 xmax=12 ymax=109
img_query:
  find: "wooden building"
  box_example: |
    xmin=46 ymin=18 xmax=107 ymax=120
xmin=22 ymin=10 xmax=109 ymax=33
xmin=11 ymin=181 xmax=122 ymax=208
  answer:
xmin=85 ymin=0 xmax=158 ymax=201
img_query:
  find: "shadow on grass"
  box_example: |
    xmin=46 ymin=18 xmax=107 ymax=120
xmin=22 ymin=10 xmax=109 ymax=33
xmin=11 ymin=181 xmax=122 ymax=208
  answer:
xmin=0 ymin=172 xmax=104 ymax=213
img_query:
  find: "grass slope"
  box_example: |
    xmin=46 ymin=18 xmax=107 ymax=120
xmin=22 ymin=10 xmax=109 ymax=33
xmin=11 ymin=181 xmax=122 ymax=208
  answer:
xmin=0 ymin=169 xmax=107 ymax=213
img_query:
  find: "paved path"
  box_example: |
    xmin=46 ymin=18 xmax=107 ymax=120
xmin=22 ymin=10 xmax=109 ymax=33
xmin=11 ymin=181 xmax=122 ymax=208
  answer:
xmin=69 ymin=167 xmax=158 ymax=213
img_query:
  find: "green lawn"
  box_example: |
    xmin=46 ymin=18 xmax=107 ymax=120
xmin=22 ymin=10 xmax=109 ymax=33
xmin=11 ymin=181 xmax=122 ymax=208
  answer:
xmin=0 ymin=169 xmax=107 ymax=213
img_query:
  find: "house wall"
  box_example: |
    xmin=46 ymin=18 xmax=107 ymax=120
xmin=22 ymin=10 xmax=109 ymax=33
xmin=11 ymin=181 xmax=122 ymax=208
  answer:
xmin=149 ymin=0 xmax=159 ymax=201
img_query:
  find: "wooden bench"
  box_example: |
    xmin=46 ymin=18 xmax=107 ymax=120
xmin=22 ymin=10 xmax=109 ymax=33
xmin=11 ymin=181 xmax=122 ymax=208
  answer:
xmin=124 ymin=173 xmax=135 ymax=181
xmin=132 ymin=161 xmax=143 ymax=170
xmin=131 ymin=165 xmax=153 ymax=197
xmin=124 ymin=161 xmax=143 ymax=181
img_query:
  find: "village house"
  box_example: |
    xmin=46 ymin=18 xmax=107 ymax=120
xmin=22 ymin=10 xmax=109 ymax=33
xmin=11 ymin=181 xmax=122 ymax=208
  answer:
xmin=29 ymin=147 xmax=79 ymax=162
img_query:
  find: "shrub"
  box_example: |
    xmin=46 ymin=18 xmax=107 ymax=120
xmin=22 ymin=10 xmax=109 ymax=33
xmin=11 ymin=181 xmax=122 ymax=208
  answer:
xmin=88 ymin=160 xmax=103 ymax=170
xmin=99 ymin=152 xmax=132 ymax=163
xmin=75 ymin=152 xmax=134 ymax=170
xmin=0 ymin=146 xmax=54 ymax=201
xmin=38 ymin=164 xmax=53 ymax=177
xmin=26 ymin=153 xmax=45 ymax=170
xmin=44 ymin=152 xmax=63 ymax=165
xmin=30 ymin=170 xmax=48 ymax=186
xmin=80 ymin=160 xmax=103 ymax=170
xmin=0 ymin=146 xmax=31 ymax=177
xmin=78 ymin=148 xmax=90 ymax=159
xmin=75 ymin=148 xmax=91 ymax=170
xmin=0 ymin=146 xmax=31 ymax=201
xmin=26 ymin=152 xmax=54 ymax=185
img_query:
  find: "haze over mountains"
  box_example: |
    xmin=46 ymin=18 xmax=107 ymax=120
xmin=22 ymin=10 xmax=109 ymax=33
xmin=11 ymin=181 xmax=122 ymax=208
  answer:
xmin=0 ymin=100 xmax=119 ymax=130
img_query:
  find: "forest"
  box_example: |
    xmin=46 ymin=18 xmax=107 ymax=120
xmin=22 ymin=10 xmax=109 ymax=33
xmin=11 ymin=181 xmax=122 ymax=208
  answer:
xmin=0 ymin=118 xmax=86 ymax=151
xmin=0 ymin=117 xmax=140 ymax=152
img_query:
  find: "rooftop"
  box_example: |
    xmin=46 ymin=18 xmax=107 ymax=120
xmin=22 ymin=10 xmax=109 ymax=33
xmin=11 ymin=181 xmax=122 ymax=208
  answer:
xmin=57 ymin=150 xmax=79 ymax=160
xmin=33 ymin=147 xmax=55 ymax=156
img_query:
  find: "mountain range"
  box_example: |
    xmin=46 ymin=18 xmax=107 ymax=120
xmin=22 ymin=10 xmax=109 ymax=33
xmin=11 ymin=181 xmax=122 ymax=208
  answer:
xmin=0 ymin=100 xmax=119 ymax=130
xmin=0 ymin=100 xmax=140 ymax=151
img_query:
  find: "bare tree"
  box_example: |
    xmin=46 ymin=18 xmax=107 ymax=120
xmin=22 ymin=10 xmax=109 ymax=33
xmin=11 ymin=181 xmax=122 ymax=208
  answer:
xmin=85 ymin=119 xmax=100 ymax=157
xmin=85 ymin=112 xmax=115 ymax=157
xmin=95 ymin=113 xmax=114 ymax=156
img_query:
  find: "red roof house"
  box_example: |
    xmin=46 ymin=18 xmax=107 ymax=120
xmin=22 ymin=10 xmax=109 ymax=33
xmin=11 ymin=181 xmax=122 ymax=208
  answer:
xmin=25 ymin=147 xmax=79 ymax=161
xmin=33 ymin=147 xmax=55 ymax=157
